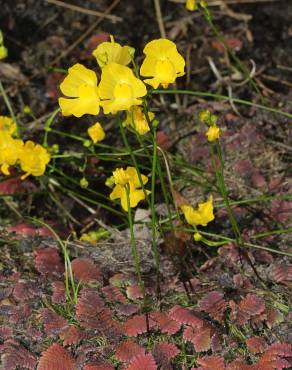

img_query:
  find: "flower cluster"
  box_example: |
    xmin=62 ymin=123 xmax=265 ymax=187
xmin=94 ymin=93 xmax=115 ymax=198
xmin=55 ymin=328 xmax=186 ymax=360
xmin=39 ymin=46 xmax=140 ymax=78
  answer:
xmin=106 ymin=166 xmax=149 ymax=211
xmin=58 ymin=36 xmax=185 ymax=130
xmin=0 ymin=116 xmax=50 ymax=179
xmin=199 ymin=110 xmax=221 ymax=142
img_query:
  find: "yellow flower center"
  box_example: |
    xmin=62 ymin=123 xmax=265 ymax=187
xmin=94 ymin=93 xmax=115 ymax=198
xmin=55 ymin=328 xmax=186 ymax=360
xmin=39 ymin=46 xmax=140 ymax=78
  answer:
xmin=155 ymin=59 xmax=176 ymax=82
xmin=113 ymin=83 xmax=133 ymax=102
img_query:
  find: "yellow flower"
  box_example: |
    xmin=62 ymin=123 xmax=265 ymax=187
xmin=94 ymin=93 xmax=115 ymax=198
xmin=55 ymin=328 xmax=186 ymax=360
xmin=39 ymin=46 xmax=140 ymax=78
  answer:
xmin=19 ymin=141 xmax=51 ymax=179
xmin=123 ymin=106 xmax=154 ymax=135
xmin=0 ymin=132 xmax=23 ymax=175
xmin=186 ymin=0 xmax=197 ymax=11
xmin=99 ymin=63 xmax=147 ymax=114
xmin=110 ymin=181 xmax=146 ymax=212
xmin=206 ymin=125 xmax=220 ymax=142
xmin=58 ymin=64 xmax=100 ymax=117
xmin=140 ymin=38 xmax=185 ymax=89
xmin=181 ymin=196 xmax=214 ymax=226
xmin=92 ymin=35 xmax=132 ymax=68
xmin=88 ymin=122 xmax=105 ymax=143
xmin=0 ymin=116 xmax=17 ymax=135
xmin=108 ymin=166 xmax=149 ymax=211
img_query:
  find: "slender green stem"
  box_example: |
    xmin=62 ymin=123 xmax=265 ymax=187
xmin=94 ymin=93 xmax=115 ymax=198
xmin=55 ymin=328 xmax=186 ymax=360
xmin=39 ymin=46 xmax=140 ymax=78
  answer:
xmin=0 ymin=79 xmax=18 ymax=133
xmin=210 ymin=142 xmax=243 ymax=246
xmin=43 ymin=109 xmax=60 ymax=147
xmin=125 ymin=184 xmax=146 ymax=300
xmin=150 ymin=127 xmax=161 ymax=291
xmin=152 ymin=89 xmax=292 ymax=119
xmin=119 ymin=121 xmax=151 ymax=207
xmin=200 ymin=7 xmax=263 ymax=100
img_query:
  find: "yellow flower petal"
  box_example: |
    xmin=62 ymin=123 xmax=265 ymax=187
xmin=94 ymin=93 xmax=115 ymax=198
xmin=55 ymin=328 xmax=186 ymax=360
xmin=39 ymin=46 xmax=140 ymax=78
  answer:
xmin=0 ymin=116 xmax=17 ymax=135
xmin=140 ymin=38 xmax=185 ymax=89
xmin=19 ymin=141 xmax=50 ymax=178
xmin=186 ymin=0 xmax=197 ymax=11
xmin=88 ymin=122 xmax=105 ymax=143
xmin=181 ymin=196 xmax=214 ymax=227
xmin=99 ymin=63 xmax=147 ymax=114
xmin=92 ymin=36 xmax=132 ymax=68
xmin=206 ymin=126 xmax=220 ymax=142
xmin=59 ymin=64 xmax=100 ymax=117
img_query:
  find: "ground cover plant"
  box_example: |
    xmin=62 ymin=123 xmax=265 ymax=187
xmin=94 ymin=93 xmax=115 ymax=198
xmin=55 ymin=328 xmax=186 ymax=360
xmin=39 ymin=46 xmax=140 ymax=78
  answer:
xmin=0 ymin=0 xmax=291 ymax=369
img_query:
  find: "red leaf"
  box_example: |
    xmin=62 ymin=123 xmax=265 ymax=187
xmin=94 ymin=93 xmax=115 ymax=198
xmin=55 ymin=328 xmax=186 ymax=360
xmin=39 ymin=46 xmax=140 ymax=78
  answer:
xmin=7 ymin=223 xmax=54 ymax=238
xmin=150 ymin=311 xmax=181 ymax=335
xmin=51 ymin=281 xmax=66 ymax=304
xmin=115 ymin=340 xmax=145 ymax=363
xmin=199 ymin=291 xmax=227 ymax=322
xmin=197 ymin=355 xmax=225 ymax=370
xmin=0 ymin=326 xmax=13 ymax=340
xmin=126 ymin=353 xmax=157 ymax=370
xmin=251 ymin=172 xmax=267 ymax=189
xmin=126 ymin=285 xmax=143 ymax=300
xmin=76 ymin=288 xmax=122 ymax=336
xmin=41 ymin=308 xmax=68 ymax=335
xmin=116 ymin=303 xmax=139 ymax=317
xmin=71 ymin=258 xmax=101 ymax=283
xmin=183 ymin=326 xmax=211 ymax=352
xmin=239 ymin=294 xmax=265 ymax=317
xmin=60 ymin=326 xmax=84 ymax=346
xmin=34 ymin=248 xmax=64 ymax=277
xmin=46 ymin=72 xmax=64 ymax=100
xmin=0 ymin=177 xmax=36 ymax=195
xmin=265 ymin=307 xmax=283 ymax=328
xmin=37 ymin=343 xmax=75 ymax=370
xmin=271 ymin=201 xmax=292 ymax=223
xmin=246 ymin=336 xmax=267 ymax=354
xmin=84 ymin=364 xmax=114 ymax=370
xmin=102 ymin=285 xmax=127 ymax=303
xmin=212 ymin=37 xmax=243 ymax=52
xmin=152 ymin=342 xmax=180 ymax=367
xmin=270 ymin=264 xmax=292 ymax=284
xmin=123 ymin=314 xmax=156 ymax=337
xmin=13 ymin=280 xmax=39 ymax=301
xmin=156 ymin=130 xmax=172 ymax=150
xmin=1 ymin=339 xmax=37 ymax=370
xmin=168 ymin=305 xmax=204 ymax=328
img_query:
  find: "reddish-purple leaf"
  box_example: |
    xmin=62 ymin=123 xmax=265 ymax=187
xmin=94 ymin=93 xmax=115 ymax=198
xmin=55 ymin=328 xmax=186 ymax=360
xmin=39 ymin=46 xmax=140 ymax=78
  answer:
xmin=13 ymin=280 xmax=39 ymax=301
xmin=246 ymin=336 xmax=267 ymax=354
xmin=1 ymin=339 xmax=37 ymax=370
xmin=0 ymin=177 xmax=36 ymax=195
xmin=116 ymin=303 xmax=139 ymax=317
xmin=123 ymin=314 xmax=156 ymax=337
xmin=41 ymin=308 xmax=68 ymax=335
xmin=0 ymin=326 xmax=13 ymax=340
xmin=126 ymin=285 xmax=143 ymax=300
xmin=60 ymin=326 xmax=84 ymax=346
xmin=239 ymin=294 xmax=265 ymax=317
xmin=150 ymin=311 xmax=181 ymax=335
xmin=152 ymin=342 xmax=180 ymax=367
xmin=76 ymin=288 xmax=122 ymax=336
xmin=126 ymin=352 xmax=157 ymax=370
xmin=8 ymin=223 xmax=54 ymax=238
xmin=115 ymin=340 xmax=145 ymax=363
xmin=183 ymin=326 xmax=211 ymax=352
xmin=51 ymin=281 xmax=66 ymax=304
xmin=37 ymin=343 xmax=75 ymax=370
xmin=71 ymin=258 xmax=101 ymax=283
xmin=199 ymin=291 xmax=227 ymax=322
xmin=196 ymin=355 xmax=225 ymax=370
xmin=102 ymin=285 xmax=127 ymax=303
xmin=34 ymin=248 xmax=64 ymax=277
xmin=270 ymin=264 xmax=292 ymax=285
xmin=84 ymin=364 xmax=114 ymax=370
xmin=168 ymin=305 xmax=204 ymax=328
